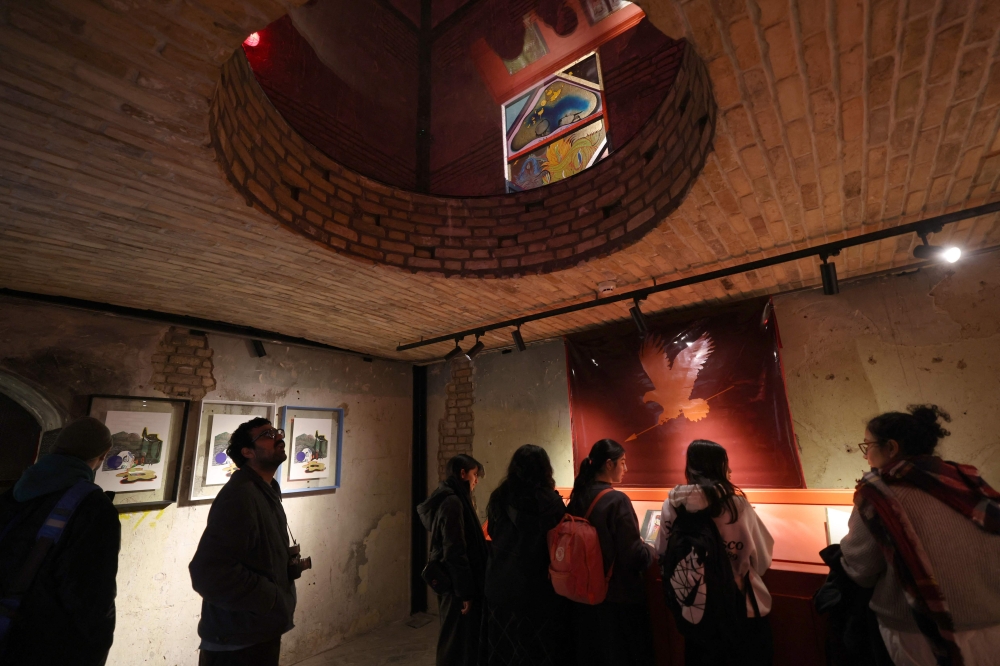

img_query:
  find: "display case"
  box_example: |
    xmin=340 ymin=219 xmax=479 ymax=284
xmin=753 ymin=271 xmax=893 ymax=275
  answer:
xmin=557 ymin=487 xmax=854 ymax=666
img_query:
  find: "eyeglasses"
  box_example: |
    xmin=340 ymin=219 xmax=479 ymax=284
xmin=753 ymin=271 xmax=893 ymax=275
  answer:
xmin=251 ymin=428 xmax=284 ymax=444
xmin=858 ymin=440 xmax=878 ymax=456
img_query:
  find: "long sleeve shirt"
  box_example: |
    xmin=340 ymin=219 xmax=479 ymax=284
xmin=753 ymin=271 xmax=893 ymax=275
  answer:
xmin=656 ymin=485 xmax=774 ymax=616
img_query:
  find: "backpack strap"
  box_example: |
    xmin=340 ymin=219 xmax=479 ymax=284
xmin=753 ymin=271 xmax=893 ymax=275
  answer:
xmin=744 ymin=571 xmax=761 ymax=619
xmin=584 ymin=488 xmax=614 ymax=521
xmin=0 ymin=479 xmax=101 ymax=640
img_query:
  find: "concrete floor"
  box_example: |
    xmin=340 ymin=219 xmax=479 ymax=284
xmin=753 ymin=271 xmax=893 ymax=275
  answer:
xmin=293 ymin=614 xmax=437 ymax=666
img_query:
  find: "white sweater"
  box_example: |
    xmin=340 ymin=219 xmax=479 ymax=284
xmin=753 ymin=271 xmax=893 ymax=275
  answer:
xmin=656 ymin=485 xmax=775 ymax=616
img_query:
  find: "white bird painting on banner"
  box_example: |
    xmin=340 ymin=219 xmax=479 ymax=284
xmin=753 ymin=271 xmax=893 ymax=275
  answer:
xmin=626 ymin=333 xmax=718 ymax=442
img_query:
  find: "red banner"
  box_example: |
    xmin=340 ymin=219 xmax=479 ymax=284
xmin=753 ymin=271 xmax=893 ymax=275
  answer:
xmin=565 ymin=298 xmax=804 ymax=488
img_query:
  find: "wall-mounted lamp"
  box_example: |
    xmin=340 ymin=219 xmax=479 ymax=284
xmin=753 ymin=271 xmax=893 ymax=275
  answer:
xmin=466 ymin=334 xmax=485 ymax=359
xmin=512 ymin=326 xmax=527 ymax=352
xmin=629 ymin=298 xmax=648 ymax=335
xmin=913 ymin=232 xmax=961 ymax=263
xmin=444 ymin=339 xmax=463 ymax=361
xmin=819 ymin=252 xmax=840 ymax=296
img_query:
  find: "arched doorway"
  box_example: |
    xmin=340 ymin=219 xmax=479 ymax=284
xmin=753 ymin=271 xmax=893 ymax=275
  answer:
xmin=0 ymin=392 xmax=42 ymax=492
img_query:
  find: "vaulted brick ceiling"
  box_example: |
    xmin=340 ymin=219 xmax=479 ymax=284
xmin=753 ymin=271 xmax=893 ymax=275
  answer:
xmin=1 ymin=0 xmax=999 ymax=362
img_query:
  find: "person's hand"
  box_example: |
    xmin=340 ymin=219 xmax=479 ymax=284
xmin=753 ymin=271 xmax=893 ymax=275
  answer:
xmin=461 ymin=600 xmax=471 ymax=615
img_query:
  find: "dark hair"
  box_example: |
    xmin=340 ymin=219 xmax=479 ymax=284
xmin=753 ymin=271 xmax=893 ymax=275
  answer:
xmin=226 ymin=417 xmax=272 ymax=468
xmin=866 ymin=404 xmax=951 ymax=457
xmin=571 ymin=439 xmax=626 ymax=503
xmin=446 ymin=454 xmax=485 ymax=483
xmin=487 ymin=444 xmax=555 ymax=518
xmin=685 ymin=439 xmax=743 ymax=524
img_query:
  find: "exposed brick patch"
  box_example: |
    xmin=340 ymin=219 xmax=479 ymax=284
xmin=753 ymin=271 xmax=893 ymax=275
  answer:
xmin=210 ymin=41 xmax=716 ymax=278
xmin=437 ymin=356 xmax=474 ymax=481
xmin=150 ymin=328 xmax=216 ymax=401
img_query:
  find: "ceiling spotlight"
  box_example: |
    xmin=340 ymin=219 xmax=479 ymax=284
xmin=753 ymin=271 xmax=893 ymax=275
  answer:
xmin=467 ymin=335 xmax=485 ymax=359
xmin=629 ymin=298 xmax=648 ymax=335
xmin=512 ymin=326 xmax=527 ymax=352
xmin=444 ymin=339 xmax=463 ymax=361
xmin=913 ymin=232 xmax=962 ymax=263
xmin=244 ymin=32 xmax=260 ymax=47
xmin=820 ymin=256 xmax=839 ymax=296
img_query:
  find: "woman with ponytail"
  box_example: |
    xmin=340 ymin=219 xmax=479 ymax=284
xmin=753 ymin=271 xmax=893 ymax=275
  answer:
xmin=566 ymin=439 xmax=655 ymax=666
xmin=656 ymin=439 xmax=775 ymax=666
xmin=841 ymin=405 xmax=1000 ymax=665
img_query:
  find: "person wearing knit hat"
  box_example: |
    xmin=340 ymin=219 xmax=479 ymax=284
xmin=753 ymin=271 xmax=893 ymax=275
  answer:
xmin=0 ymin=416 xmax=121 ymax=666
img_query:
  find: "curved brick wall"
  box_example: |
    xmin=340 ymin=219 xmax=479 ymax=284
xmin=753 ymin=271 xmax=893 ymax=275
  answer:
xmin=210 ymin=42 xmax=716 ymax=277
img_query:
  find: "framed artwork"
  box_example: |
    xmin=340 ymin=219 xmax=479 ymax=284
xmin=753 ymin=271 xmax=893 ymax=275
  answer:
xmin=189 ymin=401 xmax=276 ymax=501
xmin=502 ymin=51 xmax=610 ymax=192
xmin=279 ymin=406 xmax=343 ymax=494
xmin=640 ymin=508 xmax=662 ymax=546
xmin=87 ymin=395 xmax=190 ymax=511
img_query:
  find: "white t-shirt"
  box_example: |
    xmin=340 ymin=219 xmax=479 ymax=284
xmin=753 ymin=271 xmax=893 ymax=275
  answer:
xmin=655 ymin=485 xmax=775 ymax=616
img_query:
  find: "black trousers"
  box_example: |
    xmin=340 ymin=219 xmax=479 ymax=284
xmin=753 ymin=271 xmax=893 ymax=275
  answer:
xmin=199 ymin=638 xmax=281 ymax=666
xmin=437 ymin=593 xmax=482 ymax=666
xmin=683 ymin=615 xmax=773 ymax=666
xmin=572 ymin=601 xmax=655 ymax=666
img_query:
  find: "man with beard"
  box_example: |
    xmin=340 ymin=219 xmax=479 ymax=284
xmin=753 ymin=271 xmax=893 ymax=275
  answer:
xmin=189 ymin=418 xmax=296 ymax=666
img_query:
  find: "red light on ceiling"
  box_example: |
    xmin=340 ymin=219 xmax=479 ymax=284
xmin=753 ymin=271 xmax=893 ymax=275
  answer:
xmin=244 ymin=32 xmax=260 ymax=47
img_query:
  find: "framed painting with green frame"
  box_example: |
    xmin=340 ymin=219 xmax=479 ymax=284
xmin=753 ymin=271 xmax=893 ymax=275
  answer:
xmin=502 ymin=51 xmax=611 ymax=192
xmin=189 ymin=400 xmax=276 ymax=501
xmin=278 ymin=406 xmax=343 ymax=494
xmin=87 ymin=395 xmax=190 ymax=512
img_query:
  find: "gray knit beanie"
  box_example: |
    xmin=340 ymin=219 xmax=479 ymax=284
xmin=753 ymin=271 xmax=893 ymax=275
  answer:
xmin=52 ymin=417 xmax=113 ymax=461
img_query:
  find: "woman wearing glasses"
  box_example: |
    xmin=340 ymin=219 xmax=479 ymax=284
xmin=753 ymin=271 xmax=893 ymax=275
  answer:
xmin=840 ymin=405 xmax=1000 ymax=666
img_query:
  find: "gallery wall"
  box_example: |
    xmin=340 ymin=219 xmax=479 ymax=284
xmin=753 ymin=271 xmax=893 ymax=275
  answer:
xmin=0 ymin=297 xmax=413 ymax=665
xmin=426 ymin=249 xmax=1000 ymax=507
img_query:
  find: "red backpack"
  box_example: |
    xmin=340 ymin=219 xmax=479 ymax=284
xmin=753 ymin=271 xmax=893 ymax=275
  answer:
xmin=547 ymin=488 xmax=614 ymax=604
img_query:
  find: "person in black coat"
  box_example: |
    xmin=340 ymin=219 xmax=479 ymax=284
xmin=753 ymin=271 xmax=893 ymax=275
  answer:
xmin=481 ymin=444 xmax=569 ymax=666
xmin=566 ymin=439 xmax=655 ymax=666
xmin=417 ymin=454 xmax=488 ymax=666
xmin=189 ymin=417 xmax=301 ymax=666
xmin=0 ymin=417 xmax=121 ymax=666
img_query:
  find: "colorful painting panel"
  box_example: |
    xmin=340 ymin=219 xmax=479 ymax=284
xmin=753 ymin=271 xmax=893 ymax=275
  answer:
xmin=508 ymin=119 xmax=606 ymax=191
xmin=288 ymin=416 xmax=336 ymax=481
xmin=205 ymin=414 xmax=246 ymax=486
xmin=509 ymin=79 xmax=601 ymax=153
xmin=96 ymin=411 xmax=171 ymax=493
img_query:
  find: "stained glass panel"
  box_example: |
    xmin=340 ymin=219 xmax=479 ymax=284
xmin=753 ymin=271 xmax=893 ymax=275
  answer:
xmin=508 ymin=119 xmax=606 ymax=191
xmin=510 ymin=80 xmax=601 ymax=153
xmin=562 ymin=54 xmax=601 ymax=86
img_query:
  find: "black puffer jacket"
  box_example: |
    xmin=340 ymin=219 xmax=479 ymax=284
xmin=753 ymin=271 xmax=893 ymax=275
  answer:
xmin=0 ymin=481 xmax=120 ymax=666
xmin=485 ymin=485 xmax=566 ymax=607
xmin=417 ymin=477 xmax=488 ymax=601
xmin=189 ymin=467 xmax=296 ymax=647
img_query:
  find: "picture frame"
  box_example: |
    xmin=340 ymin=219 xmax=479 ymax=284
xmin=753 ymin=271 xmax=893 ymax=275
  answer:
xmin=189 ymin=400 xmax=276 ymax=501
xmin=87 ymin=395 xmax=190 ymax=512
xmin=278 ymin=406 xmax=343 ymax=494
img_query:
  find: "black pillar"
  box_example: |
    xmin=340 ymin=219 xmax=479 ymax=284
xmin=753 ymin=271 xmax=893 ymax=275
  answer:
xmin=416 ymin=0 xmax=433 ymax=192
xmin=410 ymin=364 xmax=428 ymax=613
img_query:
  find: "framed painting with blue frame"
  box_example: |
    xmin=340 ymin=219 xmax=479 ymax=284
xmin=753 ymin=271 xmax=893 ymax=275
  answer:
xmin=189 ymin=400 xmax=276 ymax=501
xmin=278 ymin=406 xmax=343 ymax=494
xmin=502 ymin=51 xmax=611 ymax=192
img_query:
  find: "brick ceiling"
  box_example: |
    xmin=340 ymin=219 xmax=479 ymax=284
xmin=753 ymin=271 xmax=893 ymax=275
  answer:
xmin=1 ymin=0 xmax=1000 ymax=362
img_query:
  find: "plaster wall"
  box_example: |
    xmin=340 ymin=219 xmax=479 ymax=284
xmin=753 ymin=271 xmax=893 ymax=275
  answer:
xmin=0 ymin=297 xmax=413 ymax=665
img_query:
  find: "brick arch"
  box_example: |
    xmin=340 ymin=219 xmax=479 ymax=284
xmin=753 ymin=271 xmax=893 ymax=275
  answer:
xmin=210 ymin=41 xmax=716 ymax=277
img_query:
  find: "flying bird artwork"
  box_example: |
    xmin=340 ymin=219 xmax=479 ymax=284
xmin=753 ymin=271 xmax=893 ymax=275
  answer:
xmin=626 ymin=334 xmax=715 ymax=442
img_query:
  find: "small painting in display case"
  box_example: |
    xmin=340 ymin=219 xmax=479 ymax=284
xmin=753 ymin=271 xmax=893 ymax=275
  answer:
xmin=279 ymin=406 xmax=343 ymax=494
xmin=190 ymin=401 xmax=275 ymax=501
xmin=640 ymin=508 xmax=662 ymax=546
xmin=87 ymin=395 xmax=190 ymax=511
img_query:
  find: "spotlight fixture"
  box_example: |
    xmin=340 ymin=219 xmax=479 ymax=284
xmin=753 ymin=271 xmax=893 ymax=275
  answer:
xmin=629 ymin=298 xmax=648 ymax=335
xmin=467 ymin=334 xmax=485 ymax=359
xmin=819 ymin=254 xmax=839 ymax=296
xmin=244 ymin=32 xmax=260 ymax=47
xmin=913 ymin=233 xmax=961 ymax=263
xmin=512 ymin=326 xmax=527 ymax=352
xmin=444 ymin=339 xmax=463 ymax=361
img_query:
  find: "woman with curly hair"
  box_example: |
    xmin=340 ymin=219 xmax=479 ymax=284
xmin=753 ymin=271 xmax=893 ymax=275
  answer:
xmin=841 ymin=405 xmax=1000 ymax=665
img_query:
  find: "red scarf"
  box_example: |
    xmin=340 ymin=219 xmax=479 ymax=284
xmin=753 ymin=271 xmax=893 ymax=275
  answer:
xmin=854 ymin=456 xmax=1000 ymax=666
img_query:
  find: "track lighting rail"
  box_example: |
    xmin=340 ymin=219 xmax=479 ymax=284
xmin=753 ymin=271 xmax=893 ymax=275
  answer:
xmin=396 ymin=201 xmax=1000 ymax=352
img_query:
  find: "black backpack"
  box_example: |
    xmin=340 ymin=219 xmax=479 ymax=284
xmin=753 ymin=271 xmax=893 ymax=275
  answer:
xmin=660 ymin=505 xmax=758 ymax=652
